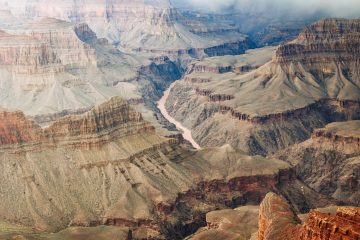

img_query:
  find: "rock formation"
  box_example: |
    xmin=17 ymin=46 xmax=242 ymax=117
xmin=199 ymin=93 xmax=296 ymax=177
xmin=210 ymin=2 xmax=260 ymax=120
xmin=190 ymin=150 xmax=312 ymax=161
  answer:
xmin=275 ymin=121 xmax=360 ymax=205
xmin=165 ymin=19 xmax=360 ymax=155
xmin=256 ymin=192 xmax=360 ymax=240
xmin=0 ymin=109 xmax=44 ymax=145
xmin=257 ymin=192 xmax=301 ymax=240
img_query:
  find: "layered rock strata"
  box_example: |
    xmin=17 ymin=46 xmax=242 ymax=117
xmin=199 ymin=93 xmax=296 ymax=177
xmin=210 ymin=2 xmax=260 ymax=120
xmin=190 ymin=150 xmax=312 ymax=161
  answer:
xmin=0 ymin=97 xmax=294 ymax=240
xmin=166 ymin=19 xmax=360 ymax=155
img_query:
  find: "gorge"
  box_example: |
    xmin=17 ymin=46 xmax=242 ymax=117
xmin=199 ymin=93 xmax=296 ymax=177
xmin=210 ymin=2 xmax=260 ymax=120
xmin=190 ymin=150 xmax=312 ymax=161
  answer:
xmin=0 ymin=1 xmax=359 ymax=240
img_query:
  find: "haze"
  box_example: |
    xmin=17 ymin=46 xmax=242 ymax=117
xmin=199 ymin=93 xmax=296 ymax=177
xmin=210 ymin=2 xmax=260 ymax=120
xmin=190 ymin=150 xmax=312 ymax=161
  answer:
xmin=175 ymin=0 xmax=360 ymax=17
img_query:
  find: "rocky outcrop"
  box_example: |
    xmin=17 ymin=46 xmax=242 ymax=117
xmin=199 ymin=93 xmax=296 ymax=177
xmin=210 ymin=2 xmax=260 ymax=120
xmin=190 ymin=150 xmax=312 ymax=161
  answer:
xmin=30 ymin=107 xmax=92 ymax=126
xmin=196 ymin=88 xmax=235 ymax=102
xmin=301 ymin=208 xmax=360 ymax=240
xmin=0 ymin=97 xmax=152 ymax=148
xmin=133 ymin=38 xmax=255 ymax=58
xmin=74 ymin=23 xmax=97 ymax=43
xmin=189 ymin=64 xmax=254 ymax=74
xmin=0 ymin=109 xmax=44 ymax=145
xmin=256 ymin=192 xmax=360 ymax=240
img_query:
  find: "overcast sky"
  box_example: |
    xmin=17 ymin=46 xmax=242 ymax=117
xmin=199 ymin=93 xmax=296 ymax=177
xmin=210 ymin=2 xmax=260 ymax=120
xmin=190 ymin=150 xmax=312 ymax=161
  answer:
xmin=175 ymin=0 xmax=360 ymax=17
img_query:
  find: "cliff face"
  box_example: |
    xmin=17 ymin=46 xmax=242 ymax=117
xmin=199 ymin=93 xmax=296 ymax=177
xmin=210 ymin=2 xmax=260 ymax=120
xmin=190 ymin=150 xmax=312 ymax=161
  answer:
xmin=0 ymin=31 xmax=59 ymax=66
xmin=275 ymin=121 xmax=360 ymax=205
xmin=0 ymin=30 xmax=64 ymax=90
xmin=12 ymin=18 xmax=97 ymax=67
xmin=256 ymin=193 xmax=360 ymax=240
xmin=0 ymin=17 xmax=97 ymax=93
xmin=301 ymin=208 xmax=360 ymax=240
xmin=165 ymin=19 xmax=360 ymax=155
xmin=257 ymin=192 xmax=301 ymax=240
xmin=275 ymin=19 xmax=360 ymax=64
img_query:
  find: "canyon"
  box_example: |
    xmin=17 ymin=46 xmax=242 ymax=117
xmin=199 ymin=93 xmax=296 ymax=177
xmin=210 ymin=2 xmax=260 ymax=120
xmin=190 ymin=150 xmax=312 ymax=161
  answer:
xmin=0 ymin=1 xmax=358 ymax=239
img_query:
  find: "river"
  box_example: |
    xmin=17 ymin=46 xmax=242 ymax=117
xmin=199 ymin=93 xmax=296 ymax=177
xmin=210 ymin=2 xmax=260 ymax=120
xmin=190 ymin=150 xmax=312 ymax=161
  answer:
xmin=157 ymin=83 xmax=201 ymax=149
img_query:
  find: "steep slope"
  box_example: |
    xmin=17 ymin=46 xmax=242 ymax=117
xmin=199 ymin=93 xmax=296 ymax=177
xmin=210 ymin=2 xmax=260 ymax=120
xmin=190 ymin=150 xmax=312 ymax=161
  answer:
xmin=275 ymin=121 xmax=360 ymax=205
xmin=0 ymin=97 xmax=295 ymax=239
xmin=166 ymin=19 xmax=360 ymax=155
xmin=256 ymin=192 xmax=360 ymax=240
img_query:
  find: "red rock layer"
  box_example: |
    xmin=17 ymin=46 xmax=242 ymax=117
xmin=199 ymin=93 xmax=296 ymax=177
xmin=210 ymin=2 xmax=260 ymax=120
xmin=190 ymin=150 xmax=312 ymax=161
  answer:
xmin=300 ymin=208 xmax=360 ymax=240
xmin=257 ymin=192 xmax=301 ymax=240
xmin=257 ymin=193 xmax=360 ymax=240
xmin=0 ymin=110 xmax=44 ymax=145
